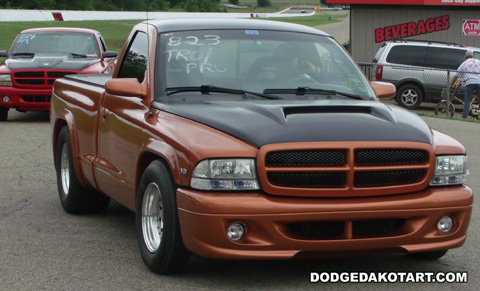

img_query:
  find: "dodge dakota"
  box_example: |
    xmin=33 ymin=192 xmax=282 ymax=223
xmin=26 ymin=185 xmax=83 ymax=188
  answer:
xmin=0 ymin=27 xmax=117 ymax=121
xmin=50 ymin=19 xmax=472 ymax=274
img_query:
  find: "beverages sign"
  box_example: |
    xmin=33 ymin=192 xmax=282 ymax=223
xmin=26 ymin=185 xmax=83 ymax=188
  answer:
xmin=462 ymin=19 xmax=480 ymax=36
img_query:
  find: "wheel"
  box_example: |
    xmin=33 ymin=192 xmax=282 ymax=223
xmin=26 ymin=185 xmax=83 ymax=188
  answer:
xmin=136 ymin=160 xmax=190 ymax=274
xmin=410 ymin=250 xmax=448 ymax=260
xmin=396 ymin=84 xmax=423 ymax=110
xmin=434 ymin=101 xmax=455 ymax=117
xmin=55 ymin=126 xmax=110 ymax=214
xmin=0 ymin=106 xmax=8 ymax=121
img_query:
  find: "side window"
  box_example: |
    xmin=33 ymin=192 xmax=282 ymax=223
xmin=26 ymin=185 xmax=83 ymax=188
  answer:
xmin=117 ymin=32 xmax=148 ymax=82
xmin=473 ymin=51 xmax=480 ymax=60
xmin=425 ymin=47 xmax=465 ymax=70
xmin=386 ymin=45 xmax=427 ymax=66
xmin=98 ymin=34 xmax=108 ymax=52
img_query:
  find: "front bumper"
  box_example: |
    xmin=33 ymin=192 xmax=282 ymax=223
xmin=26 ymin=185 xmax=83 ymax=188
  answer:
xmin=176 ymin=186 xmax=472 ymax=259
xmin=0 ymin=87 xmax=52 ymax=111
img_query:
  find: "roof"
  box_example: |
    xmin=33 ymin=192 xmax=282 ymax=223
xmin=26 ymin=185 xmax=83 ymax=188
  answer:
xmin=327 ymin=0 xmax=480 ymax=5
xmin=143 ymin=18 xmax=329 ymax=37
xmin=20 ymin=27 xmax=99 ymax=34
xmin=381 ymin=39 xmax=480 ymax=52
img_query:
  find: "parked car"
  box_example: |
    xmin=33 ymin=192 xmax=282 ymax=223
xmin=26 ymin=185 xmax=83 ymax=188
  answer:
xmin=0 ymin=27 xmax=118 ymax=121
xmin=51 ymin=19 xmax=471 ymax=274
xmin=372 ymin=39 xmax=480 ymax=109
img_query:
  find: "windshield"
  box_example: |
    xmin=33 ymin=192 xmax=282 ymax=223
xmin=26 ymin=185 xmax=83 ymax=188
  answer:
xmin=157 ymin=29 xmax=375 ymax=100
xmin=10 ymin=31 xmax=101 ymax=58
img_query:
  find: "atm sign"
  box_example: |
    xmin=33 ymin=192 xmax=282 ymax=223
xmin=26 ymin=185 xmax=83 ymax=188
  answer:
xmin=462 ymin=20 xmax=480 ymax=36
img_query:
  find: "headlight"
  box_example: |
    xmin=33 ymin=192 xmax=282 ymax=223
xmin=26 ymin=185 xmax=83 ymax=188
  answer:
xmin=430 ymin=155 xmax=468 ymax=186
xmin=191 ymin=159 xmax=260 ymax=191
xmin=0 ymin=74 xmax=12 ymax=86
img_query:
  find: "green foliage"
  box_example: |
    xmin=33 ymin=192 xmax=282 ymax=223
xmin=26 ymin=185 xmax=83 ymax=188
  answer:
xmin=0 ymin=0 xmax=221 ymax=11
xmin=257 ymin=0 xmax=271 ymax=8
xmin=228 ymin=0 xmax=239 ymax=5
xmin=184 ymin=0 xmax=199 ymax=12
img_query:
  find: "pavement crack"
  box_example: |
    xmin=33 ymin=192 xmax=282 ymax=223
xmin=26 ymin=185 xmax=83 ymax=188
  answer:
xmin=0 ymin=189 xmax=56 ymax=219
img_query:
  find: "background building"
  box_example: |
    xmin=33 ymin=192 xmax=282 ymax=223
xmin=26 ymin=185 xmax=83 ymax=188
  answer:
xmin=327 ymin=0 xmax=480 ymax=62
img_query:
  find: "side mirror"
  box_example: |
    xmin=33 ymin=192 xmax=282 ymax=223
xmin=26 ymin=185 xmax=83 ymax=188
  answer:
xmin=371 ymin=81 xmax=396 ymax=98
xmin=0 ymin=51 xmax=8 ymax=58
xmin=105 ymin=78 xmax=146 ymax=98
xmin=103 ymin=51 xmax=118 ymax=58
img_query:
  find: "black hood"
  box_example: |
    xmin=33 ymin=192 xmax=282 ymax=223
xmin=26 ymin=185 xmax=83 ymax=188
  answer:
xmin=5 ymin=53 xmax=99 ymax=71
xmin=153 ymin=100 xmax=433 ymax=148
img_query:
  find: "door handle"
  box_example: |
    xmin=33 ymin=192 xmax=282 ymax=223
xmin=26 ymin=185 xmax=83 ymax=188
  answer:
xmin=102 ymin=108 xmax=110 ymax=121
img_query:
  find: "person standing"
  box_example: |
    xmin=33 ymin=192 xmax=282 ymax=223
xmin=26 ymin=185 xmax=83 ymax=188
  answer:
xmin=450 ymin=50 xmax=480 ymax=119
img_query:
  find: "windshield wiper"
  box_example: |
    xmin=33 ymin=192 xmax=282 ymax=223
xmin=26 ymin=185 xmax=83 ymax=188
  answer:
xmin=63 ymin=52 xmax=88 ymax=58
xmin=165 ymin=85 xmax=282 ymax=100
xmin=10 ymin=52 xmax=34 ymax=58
xmin=264 ymin=87 xmax=363 ymax=100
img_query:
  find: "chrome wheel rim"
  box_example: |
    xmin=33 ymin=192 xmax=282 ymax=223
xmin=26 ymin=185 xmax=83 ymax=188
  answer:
xmin=60 ymin=143 xmax=70 ymax=196
xmin=401 ymin=89 xmax=418 ymax=107
xmin=142 ymin=182 xmax=163 ymax=253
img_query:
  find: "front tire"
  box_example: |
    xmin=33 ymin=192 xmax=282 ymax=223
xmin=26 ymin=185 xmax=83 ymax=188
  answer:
xmin=55 ymin=126 xmax=110 ymax=213
xmin=136 ymin=160 xmax=190 ymax=274
xmin=396 ymin=84 xmax=423 ymax=110
xmin=0 ymin=106 xmax=8 ymax=121
xmin=434 ymin=101 xmax=455 ymax=117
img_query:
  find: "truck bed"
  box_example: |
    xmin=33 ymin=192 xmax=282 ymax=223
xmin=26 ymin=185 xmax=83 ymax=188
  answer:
xmin=64 ymin=74 xmax=112 ymax=88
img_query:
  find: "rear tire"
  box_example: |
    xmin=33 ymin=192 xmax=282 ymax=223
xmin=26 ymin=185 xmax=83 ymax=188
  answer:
xmin=0 ymin=106 xmax=8 ymax=121
xmin=396 ymin=84 xmax=423 ymax=110
xmin=136 ymin=160 xmax=190 ymax=274
xmin=410 ymin=250 xmax=448 ymax=260
xmin=55 ymin=126 xmax=110 ymax=214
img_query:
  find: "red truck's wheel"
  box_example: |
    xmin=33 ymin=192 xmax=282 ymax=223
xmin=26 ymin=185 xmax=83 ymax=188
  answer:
xmin=0 ymin=107 xmax=8 ymax=121
xmin=136 ymin=160 xmax=190 ymax=274
xmin=56 ymin=126 xmax=110 ymax=214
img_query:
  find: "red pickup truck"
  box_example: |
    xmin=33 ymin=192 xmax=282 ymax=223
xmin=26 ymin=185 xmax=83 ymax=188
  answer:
xmin=0 ymin=27 xmax=117 ymax=121
xmin=50 ymin=19 xmax=472 ymax=274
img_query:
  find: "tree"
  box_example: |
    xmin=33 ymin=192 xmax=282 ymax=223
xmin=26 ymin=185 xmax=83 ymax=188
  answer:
xmin=257 ymin=0 xmax=271 ymax=8
xmin=229 ymin=0 xmax=239 ymax=5
xmin=184 ymin=0 xmax=199 ymax=12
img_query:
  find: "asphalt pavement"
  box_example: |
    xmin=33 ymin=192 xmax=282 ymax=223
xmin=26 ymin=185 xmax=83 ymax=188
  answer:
xmin=0 ymin=106 xmax=478 ymax=290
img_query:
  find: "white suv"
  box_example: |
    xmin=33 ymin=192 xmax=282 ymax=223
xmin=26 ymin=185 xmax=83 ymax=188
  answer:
xmin=372 ymin=39 xmax=480 ymax=109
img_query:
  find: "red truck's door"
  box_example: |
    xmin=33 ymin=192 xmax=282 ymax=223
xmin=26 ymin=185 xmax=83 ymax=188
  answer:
xmin=94 ymin=31 xmax=150 ymax=210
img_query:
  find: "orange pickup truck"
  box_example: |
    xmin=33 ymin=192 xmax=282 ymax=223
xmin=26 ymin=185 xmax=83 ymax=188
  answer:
xmin=51 ymin=19 xmax=472 ymax=274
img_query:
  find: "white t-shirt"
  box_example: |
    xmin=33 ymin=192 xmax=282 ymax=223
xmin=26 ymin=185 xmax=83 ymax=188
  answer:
xmin=455 ymin=58 xmax=480 ymax=86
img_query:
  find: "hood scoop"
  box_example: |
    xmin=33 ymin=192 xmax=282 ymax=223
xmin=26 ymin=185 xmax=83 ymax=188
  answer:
xmin=284 ymin=105 xmax=371 ymax=117
xmin=33 ymin=55 xmax=68 ymax=68
xmin=283 ymin=104 xmax=396 ymax=124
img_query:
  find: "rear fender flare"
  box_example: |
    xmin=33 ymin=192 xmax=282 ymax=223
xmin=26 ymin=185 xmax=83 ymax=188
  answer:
xmin=53 ymin=109 xmax=88 ymax=187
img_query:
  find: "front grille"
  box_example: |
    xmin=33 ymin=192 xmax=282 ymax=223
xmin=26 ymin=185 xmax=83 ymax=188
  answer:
xmin=268 ymin=172 xmax=345 ymax=188
xmin=356 ymin=149 xmax=427 ymax=165
xmin=21 ymin=95 xmax=51 ymax=103
xmin=258 ymin=142 xmax=433 ymax=197
xmin=288 ymin=219 xmax=406 ymax=239
xmin=13 ymin=70 xmax=78 ymax=88
xmin=266 ymin=150 xmax=345 ymax=166
xmin=354 ymin=170 xmax=426 ymax=187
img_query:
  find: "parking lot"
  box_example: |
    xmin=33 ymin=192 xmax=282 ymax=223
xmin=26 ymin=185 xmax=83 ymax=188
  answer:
xmin=0 ymin=107 xmax=478 ymax=290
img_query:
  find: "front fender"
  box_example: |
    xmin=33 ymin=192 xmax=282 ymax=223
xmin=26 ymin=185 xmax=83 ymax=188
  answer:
xmin=136 ymin=139 xmax=182 ymax=198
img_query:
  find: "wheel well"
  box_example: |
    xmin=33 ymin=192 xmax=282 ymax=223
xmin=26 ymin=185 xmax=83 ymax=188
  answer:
xmin=52 ymin=119 xmax=68 ymax=170
xmin=136 ymin=152 xmax=176 ymax=201
xmin=396 ymin=81 xmax=425 ymax=98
